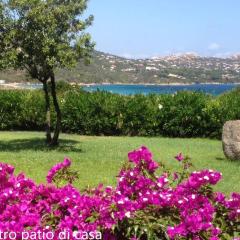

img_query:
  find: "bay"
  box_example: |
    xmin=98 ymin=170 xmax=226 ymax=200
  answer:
xmin=83 ymin=83 xmax=240 ymax=95
xmin=6 ymin=82 xmax=240 ymax=95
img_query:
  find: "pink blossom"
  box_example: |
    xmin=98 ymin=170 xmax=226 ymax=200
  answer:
xmin=46 ymin=158 xmax=71 ymax=183
xmin=175 ymin=152 xmax=184 ymax=161
xmin=0 ymin=147 xmax=238 ymax=240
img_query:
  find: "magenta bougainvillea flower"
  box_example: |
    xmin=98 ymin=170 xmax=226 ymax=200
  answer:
xmin=46 ymin=158 xmax=71 ymax=183
xmin=175 ymin=152 xmax=184 ymax=161
xmin=0 ymin=147 xmax=239 ymax=240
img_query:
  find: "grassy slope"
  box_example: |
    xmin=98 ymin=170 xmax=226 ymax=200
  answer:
xmin=0 ymin=131 xmax=239 ymax=194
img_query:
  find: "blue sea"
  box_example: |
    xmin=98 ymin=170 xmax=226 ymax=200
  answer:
xmin=83 ymin=83 xmax=240 ymax=96
xmin=14 ymin=83 xmax=240 ymax=95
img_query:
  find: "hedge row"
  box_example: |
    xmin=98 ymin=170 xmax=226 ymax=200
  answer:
xmin=1 ymin=86 xmax=240 ymax=138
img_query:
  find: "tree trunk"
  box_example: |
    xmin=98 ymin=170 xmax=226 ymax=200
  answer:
xmin=50 ymin=73 xmax=61 ymax=146
xmin=43 ymin=80 xmax=52 ymax=144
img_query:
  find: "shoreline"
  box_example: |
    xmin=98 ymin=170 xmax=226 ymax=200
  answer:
xmin=77 ymin=82 xmax=240 ymax=87
xmin=1 ymin=81 xmax=240 ymax=89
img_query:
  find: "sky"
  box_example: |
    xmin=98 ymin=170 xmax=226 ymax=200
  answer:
xmin=84 ymin=0 xmax=240 ymax=58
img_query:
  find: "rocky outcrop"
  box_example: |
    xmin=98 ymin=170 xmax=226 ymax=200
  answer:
xmin=222 ymin=120 xmax=240 ymax=160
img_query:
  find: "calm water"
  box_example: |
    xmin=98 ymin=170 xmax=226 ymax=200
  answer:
xmin=11 ymin=83 xmax=240 ymax=95
xmin=83 ymin=83 xmax=240 ymax=95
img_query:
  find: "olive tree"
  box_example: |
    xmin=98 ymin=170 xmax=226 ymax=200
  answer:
xmin=0 ymin=0 xmax=94 ymax=146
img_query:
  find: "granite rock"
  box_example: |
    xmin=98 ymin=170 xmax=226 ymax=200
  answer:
xmin=222 ymin=120 xmax=240 ymax=160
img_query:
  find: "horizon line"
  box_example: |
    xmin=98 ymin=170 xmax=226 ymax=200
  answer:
xmin=95 ymin=49 xmax=240 ymax=60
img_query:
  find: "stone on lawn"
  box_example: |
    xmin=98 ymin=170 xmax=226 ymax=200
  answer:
xmin=222 ymin=120 xmax=240 ymax=160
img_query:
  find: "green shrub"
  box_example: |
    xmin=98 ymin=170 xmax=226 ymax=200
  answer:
xmin=62 ymin=90 xmax=126 ymax=135
xmin=202 ymin=88 xmax=240 ymax=138
xmin=218 ymin=88 xmax=240 ymax=121
xmin=0 ymin=90 xmax=24 ymax=129
xmin=122 ymin=94 xmax=159 ymax=136
xmin=156 ymin=92 xmax=212 ymax=137
xmin=1 ymin=87 xmax=240 ymax=138
xmin=48 ymin=80 xmax=75 ymax=93
xmin=19 ymin=90 xmax=46 ymax=130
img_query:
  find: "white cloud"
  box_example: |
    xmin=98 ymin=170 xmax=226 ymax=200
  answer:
xmin=208 ymin=43 xmax=221 ymax=50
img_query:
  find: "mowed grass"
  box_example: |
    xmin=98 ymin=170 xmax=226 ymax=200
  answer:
xmin=0 ymin=131 xmax=239 ymax=195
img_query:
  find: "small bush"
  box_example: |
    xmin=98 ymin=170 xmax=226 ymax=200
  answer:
xmin=0 ymin=90 xmax=24 ymax=129
xmin=19 ymin=90 xmax=46 ymax=130
xmin=156 ymin=91 xmax=212 ymax=137
xmin=122 ymin=94 xmax=159 ymax=136
xmin=61 ymin=90 xmax=126 ymax=135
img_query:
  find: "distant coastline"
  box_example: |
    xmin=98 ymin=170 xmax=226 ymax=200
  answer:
xmin=77 ymin=82 xmax=240 ymax=87
xmin=1 ymin=81 xmax=240 ymax=90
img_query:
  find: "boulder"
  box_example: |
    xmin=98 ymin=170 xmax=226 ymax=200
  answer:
xmin=222 ymin=120 xmax=240 ymax=160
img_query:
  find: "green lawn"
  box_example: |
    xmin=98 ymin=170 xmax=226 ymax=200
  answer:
xmin=0 ymin=131 xmax=239 ymax=195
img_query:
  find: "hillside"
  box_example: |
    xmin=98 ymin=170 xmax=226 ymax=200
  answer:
xmin=1 ymin=51 xmax=240 ymax=84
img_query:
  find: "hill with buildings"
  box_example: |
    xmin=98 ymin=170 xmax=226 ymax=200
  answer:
xmin=1 ymin=51 xmax=240 ymax=84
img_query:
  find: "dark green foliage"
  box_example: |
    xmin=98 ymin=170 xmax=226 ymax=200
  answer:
xmin=122 ymin=94 xmax=159 ymax=136
xmin=1 ymin=0 xmax=94 ymax=145
xmin=61 ymin=90 xmax=126 ymax=135
xmin=1 ymin=0 xmax=94 ymax=73
xmin=19 ymin=90 xmax=46 ymax=130
xmin=1 ymin=87 xmax=240 ymax=138
xmin=157 ymin=92 xmax=212 ymax=137
xmin=203 ymin=88 xmax=240 ymax=138
xmin=0 ymin=90 xmax=23 ymax=129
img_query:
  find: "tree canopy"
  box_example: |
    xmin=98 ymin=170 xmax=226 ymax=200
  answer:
xmin=0 ymin=0 xmax=94 ymax=80
xmin=0 ymin=0 xmax=94 ymax=146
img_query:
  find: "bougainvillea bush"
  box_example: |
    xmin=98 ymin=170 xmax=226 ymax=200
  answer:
xmin=0 ymin=147 xmax=239 ymax=240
